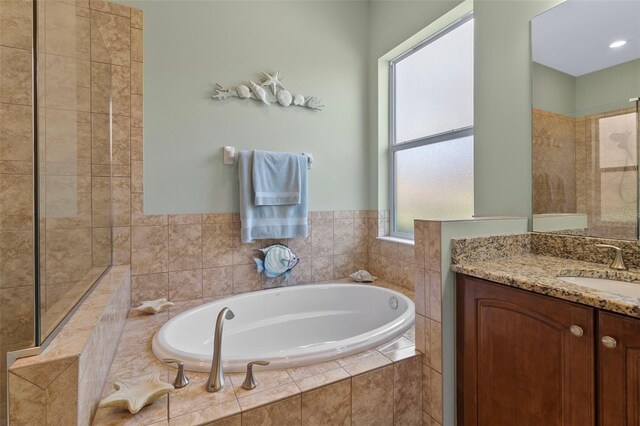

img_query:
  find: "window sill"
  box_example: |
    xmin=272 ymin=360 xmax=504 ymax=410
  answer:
xmin=376 ymin=236 xmax=415 ymax=247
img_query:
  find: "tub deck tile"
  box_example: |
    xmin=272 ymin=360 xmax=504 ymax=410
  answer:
xmin=236 ymin=382 xmax=301 ymax=412
xmin=294 ymin=366 xmax=350 ymax=392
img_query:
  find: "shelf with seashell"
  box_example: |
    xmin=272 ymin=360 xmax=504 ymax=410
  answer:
xmin=212 ymin=71 xmax=324 ymax=111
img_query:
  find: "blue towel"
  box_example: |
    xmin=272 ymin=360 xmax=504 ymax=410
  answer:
xmin=238 ymin=151 xmax=309 ymax=243
xmin=252 ymin=150 xmax=302 ymax=206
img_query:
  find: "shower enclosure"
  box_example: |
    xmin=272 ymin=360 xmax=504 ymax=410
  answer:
xmin=0 ymin=1 xmax=113 ymax=423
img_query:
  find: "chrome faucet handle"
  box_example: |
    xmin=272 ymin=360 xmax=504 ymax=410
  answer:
xmin=163 ymin=358 xmax=190 ymax=388
xmin=595 ymin=244 xmax=627 ymax=270
xmin=241 ymin=360 xmax=270 ymax=390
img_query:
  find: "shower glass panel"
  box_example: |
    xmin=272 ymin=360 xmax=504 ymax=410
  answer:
xmin=36 ymin=1 xmax=113 ymax=342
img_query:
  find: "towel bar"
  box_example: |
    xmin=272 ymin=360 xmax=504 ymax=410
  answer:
xmin=223 ymin=147 xmax=313 ymax=169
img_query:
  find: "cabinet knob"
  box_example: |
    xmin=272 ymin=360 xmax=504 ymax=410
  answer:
xmin=569 ymin=325 xmax=584 ymax=337
xmin=601 ymin=336 xmax=617 ymax=349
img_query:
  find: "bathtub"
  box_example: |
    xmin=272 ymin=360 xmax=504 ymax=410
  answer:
xmin=152 ymin=283 xmax=415 ymax=372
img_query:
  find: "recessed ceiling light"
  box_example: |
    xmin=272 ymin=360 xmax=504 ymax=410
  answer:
xmin=609 ymin=40 xmax=627 ymax=48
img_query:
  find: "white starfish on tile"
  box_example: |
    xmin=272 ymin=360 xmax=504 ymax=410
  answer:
xmin=99 ymin=373 xmax=174 ymax=414
xmin=135 ymin=298 xmax=174 ymax=314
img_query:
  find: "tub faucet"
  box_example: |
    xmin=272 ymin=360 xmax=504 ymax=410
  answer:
xmin=206 ymin=307 xmax=235 ymax=392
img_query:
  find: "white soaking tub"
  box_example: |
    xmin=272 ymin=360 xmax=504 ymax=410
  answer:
xmin=152 ymin=283 xmax=415 ymax=372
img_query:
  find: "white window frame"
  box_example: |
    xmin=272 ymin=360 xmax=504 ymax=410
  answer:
xmin=388 ymin=12 xmax=474 ymax=239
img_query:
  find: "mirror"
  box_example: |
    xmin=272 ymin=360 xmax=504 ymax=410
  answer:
xmin=531 ymin=0 xmax=640 ymax=240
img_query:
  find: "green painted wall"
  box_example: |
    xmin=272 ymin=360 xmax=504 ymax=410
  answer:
xmin=532 ymin=62 xmax=576 ymax=114
xmin=575 ymin=59 xmax=640 ymax=115
xmin=121 ymin=0 xmax=370 ymax=214
xmin=473 ymin=0 xmax=564 ymax=220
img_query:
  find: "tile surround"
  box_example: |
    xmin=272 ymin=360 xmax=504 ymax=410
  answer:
xmin=93 ymin=280 xmax=421 ymax=425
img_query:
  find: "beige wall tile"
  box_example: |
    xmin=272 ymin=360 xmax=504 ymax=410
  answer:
xmin=1 ymin=47 xmax=32 ymax=105
xmin=428 ymin=271 xmax=441 ymax=323
xmin=90 ymin=61 xmax=111 ymax=114
xmin=76 ymin=16 xmax=91 ymax=59
xmin=0 ymin=174 xmax=32 ymax=230
xmin=45 ymin=228 xmax=92 ymax=284
xmin=202 ymin=267 xmax=233 ymax=298
xmin=429 ymin=320 xmax=442 ymax=373
xmin=0 ymin=0 xmax=33 ymax=50
xmin=45 ymin=108 xmax=76 ymax=163
xmin=130 ymin=7 xmax=143 ymax=29
xmin=89 ymin=12 xmax=110 ymax=63
xmin=202 ymin=223 xmax=238 ymax=267
xmin=351 ymin=365 xmax=393 ymax=425
xmin=46 ymin=360 xmax=79 ymax=425
xmin=8 ymin=373 xmax=46 ymax=425
xmin=44 ymin=1 xmax=76 ymax=57
xmin=131 ymin=27 xmax=142 ymax=62
xmin=131 ymin=93 xmax=143 ymax=127
xmin=430 ymin=368 xmax=443 ymax=424
xmin=112 ymin=226 xmax=131 ymax=265
xmin=131 ymin=127 xmax=143 ymax=161
xmin=334 ymin=218 xmax=355 ymax=255
xmin=93 ymin=10 xmax=130 ymax=66
xmin=311 ymin=256 xmax=333 ymax=282
xmin=0 ymin=231 xmax=34 ymax=287
xmin=92 ymin=226 xmax=112 ymax=267
xmin=426 ymin=222 xmax=441 ymax=272
xmin=168 ymin=214 xmax=201 ymax=225
xmin=90 ymin=0 xmax=131 ymax=17
xmin=168 ymin=224 xmax=202 ymax=271
xmin=112 ymin=115 xmax=130 ymax=166
xmin=112 ymin=177 xmax=131 ymax=227
xmin=111 ymin=64 xmax=131 ymax=117
xmin=301 ymin=379 xmax=350 ymax=425
xmin=414 ymin=314 xmax=426 ymax=356
xmin=131 ymin=272 xmax=167 ymax=305
xmin=131 ymin=61 xmax=143 ymax=94
xmin=1 ymin=286 xmax=34 ymax=345
xmin=241 ymin=395 xmax=301 ymax=426
xmin=233 ymin=264 xmax=262 ymax=294
xmin=394 ymin=356 xmax=422 ymax=425
xmin=168 ymin=269 xmax=202 ymax=301
xmin=0 ymin=104 xmax=32 ymax=162
xmin=131 ymin=160 xmax=143 ymax=193
xmin=311 ymin=219 xmax=333 ymax=256
xmin=131 ymin=225 xmax=168 ymax=275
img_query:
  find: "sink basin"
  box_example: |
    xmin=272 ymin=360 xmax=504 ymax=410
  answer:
xmin=558 ymin=276 xmax=640 ymax=299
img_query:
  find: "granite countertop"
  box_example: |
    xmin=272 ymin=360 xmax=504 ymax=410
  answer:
xmin=451 ymin=253 xmax=640 ymax=318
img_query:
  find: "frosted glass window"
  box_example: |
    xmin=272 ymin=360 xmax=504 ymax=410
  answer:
xmin=393 ymin=19 xmax=474 ymax=143
xmin=395 ymin=136 xmax=474 ymax=233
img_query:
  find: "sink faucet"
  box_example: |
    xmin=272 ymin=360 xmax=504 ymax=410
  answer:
xmin=595 ymin=244 xmax=627 ymax=271
xmin=206 ymin=307 xmax=235 ymax=392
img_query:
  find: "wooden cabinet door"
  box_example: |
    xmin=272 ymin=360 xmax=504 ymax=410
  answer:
xmin=457 ymin=275 xmax=595 ymax=426
xmin=598 ymin=311 xmax=640 ymax=425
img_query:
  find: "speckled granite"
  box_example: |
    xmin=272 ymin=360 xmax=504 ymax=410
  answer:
xmin=451 ymin=234 xmax=531 ymax=264
xmin=452 ymin=253 xmax=640 ymax=318
xmin=531 ymin=233 xmax=640 ymax=269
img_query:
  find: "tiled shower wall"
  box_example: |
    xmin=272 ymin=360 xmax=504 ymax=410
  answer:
xmin=0 ymin=0 xmax=36 ymax=422
xmin=533 ymin=107 xmax=638 ymax=239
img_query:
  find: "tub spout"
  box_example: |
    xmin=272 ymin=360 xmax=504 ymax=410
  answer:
xmin=206 ymin=307 xmax=235 ymax=392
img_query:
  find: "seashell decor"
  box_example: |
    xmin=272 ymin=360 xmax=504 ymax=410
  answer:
xmin=136 ymin=298 xmax=174 ymax=315
xmin=350 ymin=270 xmax=377 ymax=283
xmin=98 ymin=373 xmax=174 ymax=414
xmin=213 ymin=71 xmax=324 ymax=111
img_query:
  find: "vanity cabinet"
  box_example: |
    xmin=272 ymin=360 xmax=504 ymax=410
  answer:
xmin=457 ymin=275 xmax=595 ymax=425
xmin=458 ymin=274 xmax=640 ymax=426
xmin=598 ymin=311 xmax=640 ymax=425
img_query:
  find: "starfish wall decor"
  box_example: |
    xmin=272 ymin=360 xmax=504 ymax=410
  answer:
xmin=212 ymin=71 xmax=324 ymax=111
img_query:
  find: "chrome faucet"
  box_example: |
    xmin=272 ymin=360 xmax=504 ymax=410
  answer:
xmin=206 ymin=307 xmax=235 ymax=392
xmin=595 ymin=244 xmax=627 ymax=271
